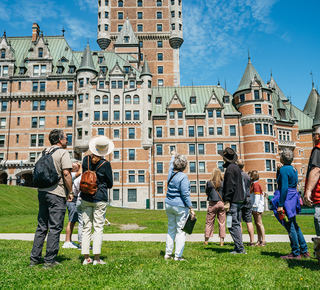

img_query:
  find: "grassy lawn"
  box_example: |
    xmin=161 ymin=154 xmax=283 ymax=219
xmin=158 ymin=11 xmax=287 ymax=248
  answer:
xmin=0 ymin=240 xmax=319 ymax=288
xmin=0 ymin=185 xmax=316 ymax=235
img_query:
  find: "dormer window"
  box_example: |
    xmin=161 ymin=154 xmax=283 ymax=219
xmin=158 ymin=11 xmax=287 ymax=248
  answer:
xmin=124 ymin=66 xmax=129 ymax=74
xmin=240 ymin=94 xmax=245 ymax=102
xmin=190 ymin=96 xmax=196 ymax=104
xmin=19 ymin=68 xmax=25 ymax=75
xmin=278 ymin=109 xmax=286 ymax=120
xmin=38 ymin=48 xmax=43 ymax=58
xmin=224 ymin=96 xmax=230 ymax=103
xmin=101 ymin=67 xmax=107 ymax=73
xmin=1 ymin=49 xmax=5 ymax=59
xmin=69 ymin=67 xmax=75 ymax=74
xmin=254 ymin=90 xmax=259 ymax=99
xmin=98 ymin=57 xmax=103 ymax=64
xmin=124 ymin=36 xmax=129 ymax=43
xmin=57 ymin=67 xmax=62 ymax=74
xmin=118 ymin=25 xmax=123 ymax=32
xmin=155 ymin=97 xmax=162 ymax=104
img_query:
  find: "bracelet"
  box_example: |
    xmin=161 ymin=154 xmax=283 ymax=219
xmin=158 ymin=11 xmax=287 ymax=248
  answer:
xmin=69 ymin=192 xmax=74 ymax=195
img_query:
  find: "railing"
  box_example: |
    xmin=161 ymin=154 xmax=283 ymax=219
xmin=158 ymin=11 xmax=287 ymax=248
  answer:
xmin=278 ymin=140 xmax=296 ymax=147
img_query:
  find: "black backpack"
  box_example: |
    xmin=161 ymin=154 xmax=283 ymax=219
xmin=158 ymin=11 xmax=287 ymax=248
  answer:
xmin=33 ymin=147 xmax=62 ymax=188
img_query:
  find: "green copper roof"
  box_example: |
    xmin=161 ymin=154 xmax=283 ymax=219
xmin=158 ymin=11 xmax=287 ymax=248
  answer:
xmin=236 ymin=58 xmax=268 ymax=92
xmin=115 ymin=18 xmax=139 ymax=45
xmin=152 ymin=86 xmax=238 ymax=115
xmin=303 ymin=86 xmax=319 ymax=118
xmin=78 ymin=43 xmax=96 ymax=72
xmin=268 ymin=75 xmax=288 ymax=101
xmin=313 ymin=96 xmax=320 ymax=127
xmin=140 ymin=58 xmax=152 ymax=77
xmin=285 ymin=103 xmax=313 ymax=131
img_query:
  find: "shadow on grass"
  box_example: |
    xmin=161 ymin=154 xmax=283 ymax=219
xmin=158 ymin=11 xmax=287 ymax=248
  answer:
xmin=54 ymin=254 xmax=70 ymax=263
xmin=286 ymin=258 xmax=320 ymax=271
xmin=204 ymin=246 xmax=231 ymax=254
xmin=260 ymin=251 xmax=282 ymax=258
xmin=159 ymin=250 xmax=165 ymax=257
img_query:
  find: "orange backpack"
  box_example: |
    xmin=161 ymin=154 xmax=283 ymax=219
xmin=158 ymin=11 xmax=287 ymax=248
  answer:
xmin=80 ymin=156 xmax=106 ymax=195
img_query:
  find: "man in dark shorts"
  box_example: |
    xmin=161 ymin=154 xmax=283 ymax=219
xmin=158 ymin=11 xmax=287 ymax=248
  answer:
xmin=237 ymin=159 xmax=254 ymax=245
xmin=305 ymin=127 xmax=320 ymax=236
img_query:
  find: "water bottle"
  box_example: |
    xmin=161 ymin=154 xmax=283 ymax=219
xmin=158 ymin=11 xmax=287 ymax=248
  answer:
xmin=227 ymin=214 xmax=232 ymax=228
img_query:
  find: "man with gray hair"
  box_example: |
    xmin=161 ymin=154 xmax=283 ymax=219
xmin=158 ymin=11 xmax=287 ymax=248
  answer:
xmin=305 ymin=127 xmax=320 ymax=236
xmin=237 ymin=159 xmax=255 ymax=246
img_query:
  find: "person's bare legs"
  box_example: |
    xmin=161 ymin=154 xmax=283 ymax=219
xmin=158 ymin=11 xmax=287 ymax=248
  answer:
xmin=246 ymin=222 xmax=255 ymax=244
xmin=256 ymin=213 xmax=266 ymax=245
xmin=253 ymin=213 xmax=261 ymax=245
xmin=65 ymin=222 xmax=76 ymax=242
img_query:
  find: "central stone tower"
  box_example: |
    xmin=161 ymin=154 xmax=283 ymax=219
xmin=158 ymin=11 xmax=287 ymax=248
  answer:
xmin=97 ymin=0 xmax=184 ymax=87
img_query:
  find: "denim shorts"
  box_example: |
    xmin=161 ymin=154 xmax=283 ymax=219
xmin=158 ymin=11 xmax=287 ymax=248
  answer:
xmin=66 ymin=197 xmax=78 ymax=223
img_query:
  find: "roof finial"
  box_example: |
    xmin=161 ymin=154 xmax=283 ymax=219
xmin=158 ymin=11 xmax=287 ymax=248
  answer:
xmin=311 ymin=71 xmax=314 ymax=88
xmin=192 ymin=79 xmax=193 ymax=87
xmin=270 ymin=69 xmax=272 ymax=77
xmin=62 ymin=26 xmax=65 ymax=36
xmin=87 ymin=38 xmax=89 ymax=45
xmin=225 ymin=79 xmax=227 ymax=90
xmin=218 ymin=77 xmax=220 ymax=86
xmin=248 ymin=48 xmax=250 ymax=61
xmin=3 ymin=30 xmax=6 ymax=37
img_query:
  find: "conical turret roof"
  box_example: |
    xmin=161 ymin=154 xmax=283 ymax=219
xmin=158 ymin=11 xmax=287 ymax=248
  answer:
xmin=289 ymin=103 xmax=298 ymax=122
xmin=115 ymin=17 xmax=139 ymax=45
xmin=268 ymin=75 xmax=287 ymax=101
xmin=313 ymin=95 xmax=320 ymax=127
xmin=78 ymin=43 xmax=96 ymax=72
xmin=236 ymin=58 xmax=268 ymax=92
xmin=303 ymin=86 xmax=319 ymax=118
xmin=140 ymin=58 xmax=152 ymax=77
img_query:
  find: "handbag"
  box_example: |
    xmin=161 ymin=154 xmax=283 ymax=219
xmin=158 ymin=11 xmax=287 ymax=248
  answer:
xmin=182 ymin=213 xmax=197 ymax=235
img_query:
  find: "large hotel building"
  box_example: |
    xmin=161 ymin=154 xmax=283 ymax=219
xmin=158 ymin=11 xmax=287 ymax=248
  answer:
xmin=0 ymin=0 xmax=319 ymax=210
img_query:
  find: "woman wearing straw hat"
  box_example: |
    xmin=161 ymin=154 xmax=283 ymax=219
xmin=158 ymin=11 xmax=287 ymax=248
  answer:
xmin=81 ymin=136 xmax=114 ymax=266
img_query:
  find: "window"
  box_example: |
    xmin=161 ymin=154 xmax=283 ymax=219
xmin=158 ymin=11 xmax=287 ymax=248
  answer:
xmin=133 ymin=110 xmax=139 ymax=121
xmin=273 ymin=160 xmax=276 ymax=172
xmin=269 ymin=106 xmax=272 ymax=116
xmin=113 ymin=189 xmax=120 ymax=201
xmin=148 ymin=128 xmax=152 ymax=139
xmin=172 ymin=24 xmax=175 ymax=30
xmin=198 ymin=144 xmax=204 ymax=154
xmin=114 ymin=95 xmax=120 ymax=104
xmin=265 ymin=142 xmax=270 ymax=153
xmin=200 ymin=181 xmax=206 ymax=193
xmin=156 ymin=127 xmax=162 ymax=137
xmin=94 ymin=111 xmax=100 ymax=121
xmin=114 ymin=172 xmax=119 ymax=182
xmin=118 ymin=0 xmax=123 ymax=7
xmin=79 ymin=79 xmax=84 ymax=88
xmin=138 ymin=170 xmax=145 ymax=183
xmin=40 ymin=100 xmax=46 ymax=110
xmin=129 ymin=171 xmax=135 ymax=183
xmin=158 ymin=79 xmax=163 ymax=86
xmin=30 ymin=134 xmax=37 ymax=147
xmin=133 ymin=95 xmax=139 ymax=104
xmin=190 ymin=181 xmax=196 ymax=193
xmin=0 ymin=118 xmax=6 ymax=129
xmin=157 ymin=12 xmax=162 ymax=19
xmin=118 ymin=25 xmax=123 ymax=32
xmin=129 ymin=128 xmax=135 ymax=139
xmin=32 ymin=82 xmax=38 ymax=92
xmin=129 ymin=149 xmax=135 ymax=160
xmin=189 ymin=126 xmax=194 ymax=137
xmin=1 ymin=49 xmax=5 ymax=59
xmin=130 ymin=80 xmax=135 ymax=88
xmin=139 ymin=41 xmax=143 ymax=48
xmin=137 ymin=12 xmax=143 ymax=19
xmin=0 ymin=135 xmax=4 ymax=147
xmin=189 ymin=144 xmax=195 ymax=155
xmin=155 ymin=97 xmax=162 ymax=104
xmin=78 ymin=128 xmax=82 ymax=139
xmin=169 ymin=111 xmax=174 ymax=119
xmin=99 ymin=81 xmax=104 ymax=89
xmin=201 ymin=201 xmax=207 ymax=209
xmin=1 ymin=82 xmax=7 ymax=93
xmin=255 ymin=104 xmax=261 ymax=114
xmin=264 ymin=124 xmax=269 ymax=135
xmin=17 ymin=117 xmax=20 ymax=126
xmin=40 ymin=82 xmax=45 ymax=92
xmin=209 ymin=127 xmax=214 ymax=135
xmin=217 ymin=127 xmax=222 ymax=135
xmin=157 ymin=202 xmax=164 ymax=209
xmin=1 ymin=101 xmax=7 ymax=112
xmin=67 ymin=134 xmax=72 ymax=145
xmin=267 ymin=179 xmax=273 ymax=192
xmin=113 ymin=151 xmax=119 ymax=159
xmin=190 ymin=162 xmax=196 ymax=173
xmin=208 ymin=110 xmax=213 ymax=118
xmin=125 ymin=111 xmax=131 ymax=121
xmin=158 ymin=66 xmax=163 ymax=74
xmin=118 ymin=12 xmax=123 ymax=19
xmin=156 ymin=144 xmax=162 ymax=155
xmin=29 ymin=152 xmax=36 ymax=162
xmin=157 ymin=0 xmax=162 ymax=6
xmin=218 ymin=161 xmax=224 ymax=172
xmin=38 ymin=134 xmax=44 ymax=147
xmin=231 ymin=144 xmax=237 ymax=152
xmin=118 ymin=81 xmax=123 ymax=89
xmin=178 ymin=111 xmax=183 ymax=119
xmin=170 ymin=128 xmax=175 ymax=136
xmin=171 ymin=11 xmax=175 ymax=17
xmin=217 ymin=143 xmax=223 ymax=153
xmin=157 ymin=41 xmax=163 ymax=48
xmin=67 ymin=116 xmax=73 ymax=127
xmin=255 ymin=123 xmax=262 ymax=134
xmin=128 ymin=189 xmax=137 ymax=202
xmin=148 ymin=80 xmax=151 ymax=88
xmin=178 ymin=128 xmax=183 ymax=136
xmin=157 ymin=24 xmax=162 ymax=32
xmin=102 ymin=111 xmax=108 ymax=121
xmin=34 ymin=65 xmax=39 ymax=76
xmin=68 ymin=99 xmax=73 ymax=110
xmin=230 ymin=125 xmax=236 ymax=136
xmin=158 ymin=53 xmax=163 ymax=61
xmin=198 ymin=126 xmax=203 ymax=137
xmin=56 ymin=116 xmax=59 ymax=125
xmin=267 ymin=94 xmax=271 ymax=101
xmin=39 ymin=117 xmax=45 ymax=128
xmin=32 ymin=100 xmax=38 ymax=111
xmin=111 ymin=81 xmax=117 ymax=89
xmin=137 ymin=0 xmax=142 ymax=7
xmin=157 ymin=182 xmax=163 ymax=194
xmin=271 ymin=142 xmax=275 ymax=153
xmin=98 ymin=128 xmax=104 ymax=136
xmin=240 ymin=94 xmax=245 ymax=102
xmin=157 ymin=162 xmax=163 ymax=174
xmin=41 ymin=65 xmax=46 ymax=75
xmin=266 ymin=160 xmax=271 ymax=171
xmin=138 ymin=24 xmax=143 ymax=32
xmin=254 ymin=90 xmax=259 ymax=99
xmin=216 ymin=110 xmax=221 ymax=118
xmin=102 ymin=96 xmax=108 ymax=104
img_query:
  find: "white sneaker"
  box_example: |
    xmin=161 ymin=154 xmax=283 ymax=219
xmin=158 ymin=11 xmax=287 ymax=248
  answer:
xmin=83 ymin=258 xmax=93 ymax=265
xmin=62 ymin=242 xmax=78 ymax=249
xmin=93 ymin=259 xmax=106 ymax=265
xmin=174 ymin=257 xmax=186 ymax=261
xmin=164 ymin=254 xmax=172 ymax=260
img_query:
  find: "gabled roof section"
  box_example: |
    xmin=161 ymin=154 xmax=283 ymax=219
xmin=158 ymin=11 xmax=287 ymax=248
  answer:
xmin=167 ymin=90 xmax=185 ymax=109
xmin=268 ymin=75 xmax=288 ymax=101
xmin=236 ymin=58 xmax=268 ymax=93
xmin=205 ymin=89 xmax=223 ymax=109
xmin=289 ymin=103 xmax=298 ymax=122
xmin=115 ymin=17 xmax=139 ymax=45
xmin=78 ymin=43 xmax=96 ymax=73
xmin=140 ymin=58 xmax=152 ymax=77
xmin=0 ymin=31 xmax=15 ymax=60
xmin=303 ymin=86 xmax=319 ymax=118
xmin=109 ymin=61 xmax=124 ymax=75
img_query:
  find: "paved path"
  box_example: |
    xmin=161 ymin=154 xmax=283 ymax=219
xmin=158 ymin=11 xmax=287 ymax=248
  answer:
xmin=0 ymin=233 xmax=316 ymax=243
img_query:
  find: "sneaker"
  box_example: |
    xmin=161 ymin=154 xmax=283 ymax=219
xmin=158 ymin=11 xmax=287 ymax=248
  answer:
xmin=71 ymin=242 xmax=79 ymax=248
xmin=280 ymin=253 xmax=301 ymax=260
xmin=29 ymin=260 xmax=40 ymax=267
xmin=301 ymin=252 xmax=311 ymax=258
xmin=174 ymin=257 xmax=186 ymax=261
xmin=62 ymin=242 xmax=78 ymax=249
xmin=164 ymin=254 xmax=172 ymax=260
xmin=82 ymin=258 xmax=93 ymax=265
xmin=43 ymin=261 xmax=60 ymax=269
xmin=93 ymin=259 xmax=106 ymax=265
xmin=230 ymin=250 xmax=247 ymax=254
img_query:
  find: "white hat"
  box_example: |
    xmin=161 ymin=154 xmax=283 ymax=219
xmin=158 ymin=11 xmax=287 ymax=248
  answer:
xmin=89 ymin=136 xmax=114 ymax=157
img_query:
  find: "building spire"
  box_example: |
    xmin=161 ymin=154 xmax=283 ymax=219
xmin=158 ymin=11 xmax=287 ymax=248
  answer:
xmin=311 ymin=71 xmax=314 ymax=88
xmin=248 ymin=48 xmax=250 ymax=61
xmin=62 ymin=27 xmax=65 ymax=36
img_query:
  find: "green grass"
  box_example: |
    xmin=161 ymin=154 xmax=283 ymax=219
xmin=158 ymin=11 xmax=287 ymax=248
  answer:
xmin=0 ymin=184 xmax=316 ymax=235
xmin=0 ymin=240 xmax=319 ymax=288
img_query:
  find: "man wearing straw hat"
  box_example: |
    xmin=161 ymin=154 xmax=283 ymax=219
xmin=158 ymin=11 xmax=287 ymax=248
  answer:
xmin=81 ymin=136 xmax=114 ymax=266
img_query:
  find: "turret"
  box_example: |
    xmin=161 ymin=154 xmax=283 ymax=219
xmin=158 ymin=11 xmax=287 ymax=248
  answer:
xmin=169 ymin=0 xmax=184 ymax=49
xmin=313 ymin=95 xmax=320 ymax=129
xmin=97 ymin=0 xmax=111 ymax=50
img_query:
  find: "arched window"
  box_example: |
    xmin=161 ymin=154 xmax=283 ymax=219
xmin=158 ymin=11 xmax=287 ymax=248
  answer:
xmin=38 ymin=48 xmax=43 ymax=58
xmin=94 ymin=96 xmax=100 ymax=105
xmin=133 ymin=95 xmax=139 ymax=104
xmin=102 ymin=95 xmax=108 ymax=104
xmin=114 ymin=95 xmax=120 ymax=104
xmin=125 ymin=95 xmax=131 ymax=104
xmin=1 ymin=49 xmax=5 ymax=59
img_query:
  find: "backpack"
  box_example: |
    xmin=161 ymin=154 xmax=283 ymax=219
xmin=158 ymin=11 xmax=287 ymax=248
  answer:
xmin=80 ymin=156 xmax=106 ymax=195
xmin=33 ymin=147 xmax=62 ymax=188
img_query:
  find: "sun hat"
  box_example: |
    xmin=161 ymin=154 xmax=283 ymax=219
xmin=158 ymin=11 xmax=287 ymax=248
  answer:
xmin=219 ymin=147 xmax=238 ymax=163
xmin=89 ymin=136 xmax=114 ymax=157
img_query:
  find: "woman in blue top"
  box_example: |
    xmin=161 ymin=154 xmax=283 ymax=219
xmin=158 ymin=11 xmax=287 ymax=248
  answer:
xmin=164 ymin=151 xmax=195 ymax=261
xmin=272 ymin=148 xmax=310 ymax=259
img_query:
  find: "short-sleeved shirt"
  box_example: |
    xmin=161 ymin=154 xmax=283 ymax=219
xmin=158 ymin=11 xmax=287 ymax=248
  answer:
xmin=38 ymin=145 xmax=72 ymax=197
xmin=306 ymin=147 xmax=320 ymax=178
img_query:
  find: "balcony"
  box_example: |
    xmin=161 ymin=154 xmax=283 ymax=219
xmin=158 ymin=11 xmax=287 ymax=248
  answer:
xmin=278 ymin=140 xmax=296 ymax=148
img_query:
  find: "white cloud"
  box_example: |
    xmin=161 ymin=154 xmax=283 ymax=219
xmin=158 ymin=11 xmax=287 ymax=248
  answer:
xmin=281 ymin=32 xmax=291 ymax=43
xmin=77 ymin=0 xmax=97 ymax=13
xmin=0 ymin=3 xmax=11 ymax=22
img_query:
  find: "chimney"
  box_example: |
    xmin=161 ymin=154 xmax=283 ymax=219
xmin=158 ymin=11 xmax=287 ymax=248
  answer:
xmin=32 ymin=23 xmax=40 ymax=42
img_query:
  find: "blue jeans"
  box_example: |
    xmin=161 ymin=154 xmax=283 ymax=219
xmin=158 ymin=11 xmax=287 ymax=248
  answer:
xmin=228 ymin=203 xmax=245 ymax=252
xmin=283 ymin=216 xmax=308 ymax=256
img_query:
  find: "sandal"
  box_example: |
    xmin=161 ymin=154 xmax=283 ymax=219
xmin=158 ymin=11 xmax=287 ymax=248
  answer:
xmin=259 ymin=242 xmax=267 ymax=247
xmin=248 ymin=243 xmax=255 ymax=247
xmin=254 ymin=241 xmax=261 ymax=246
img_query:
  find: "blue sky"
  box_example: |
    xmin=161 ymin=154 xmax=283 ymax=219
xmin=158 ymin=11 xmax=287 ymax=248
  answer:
xmin=0 ymin=0 xmax=319 ymax=111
